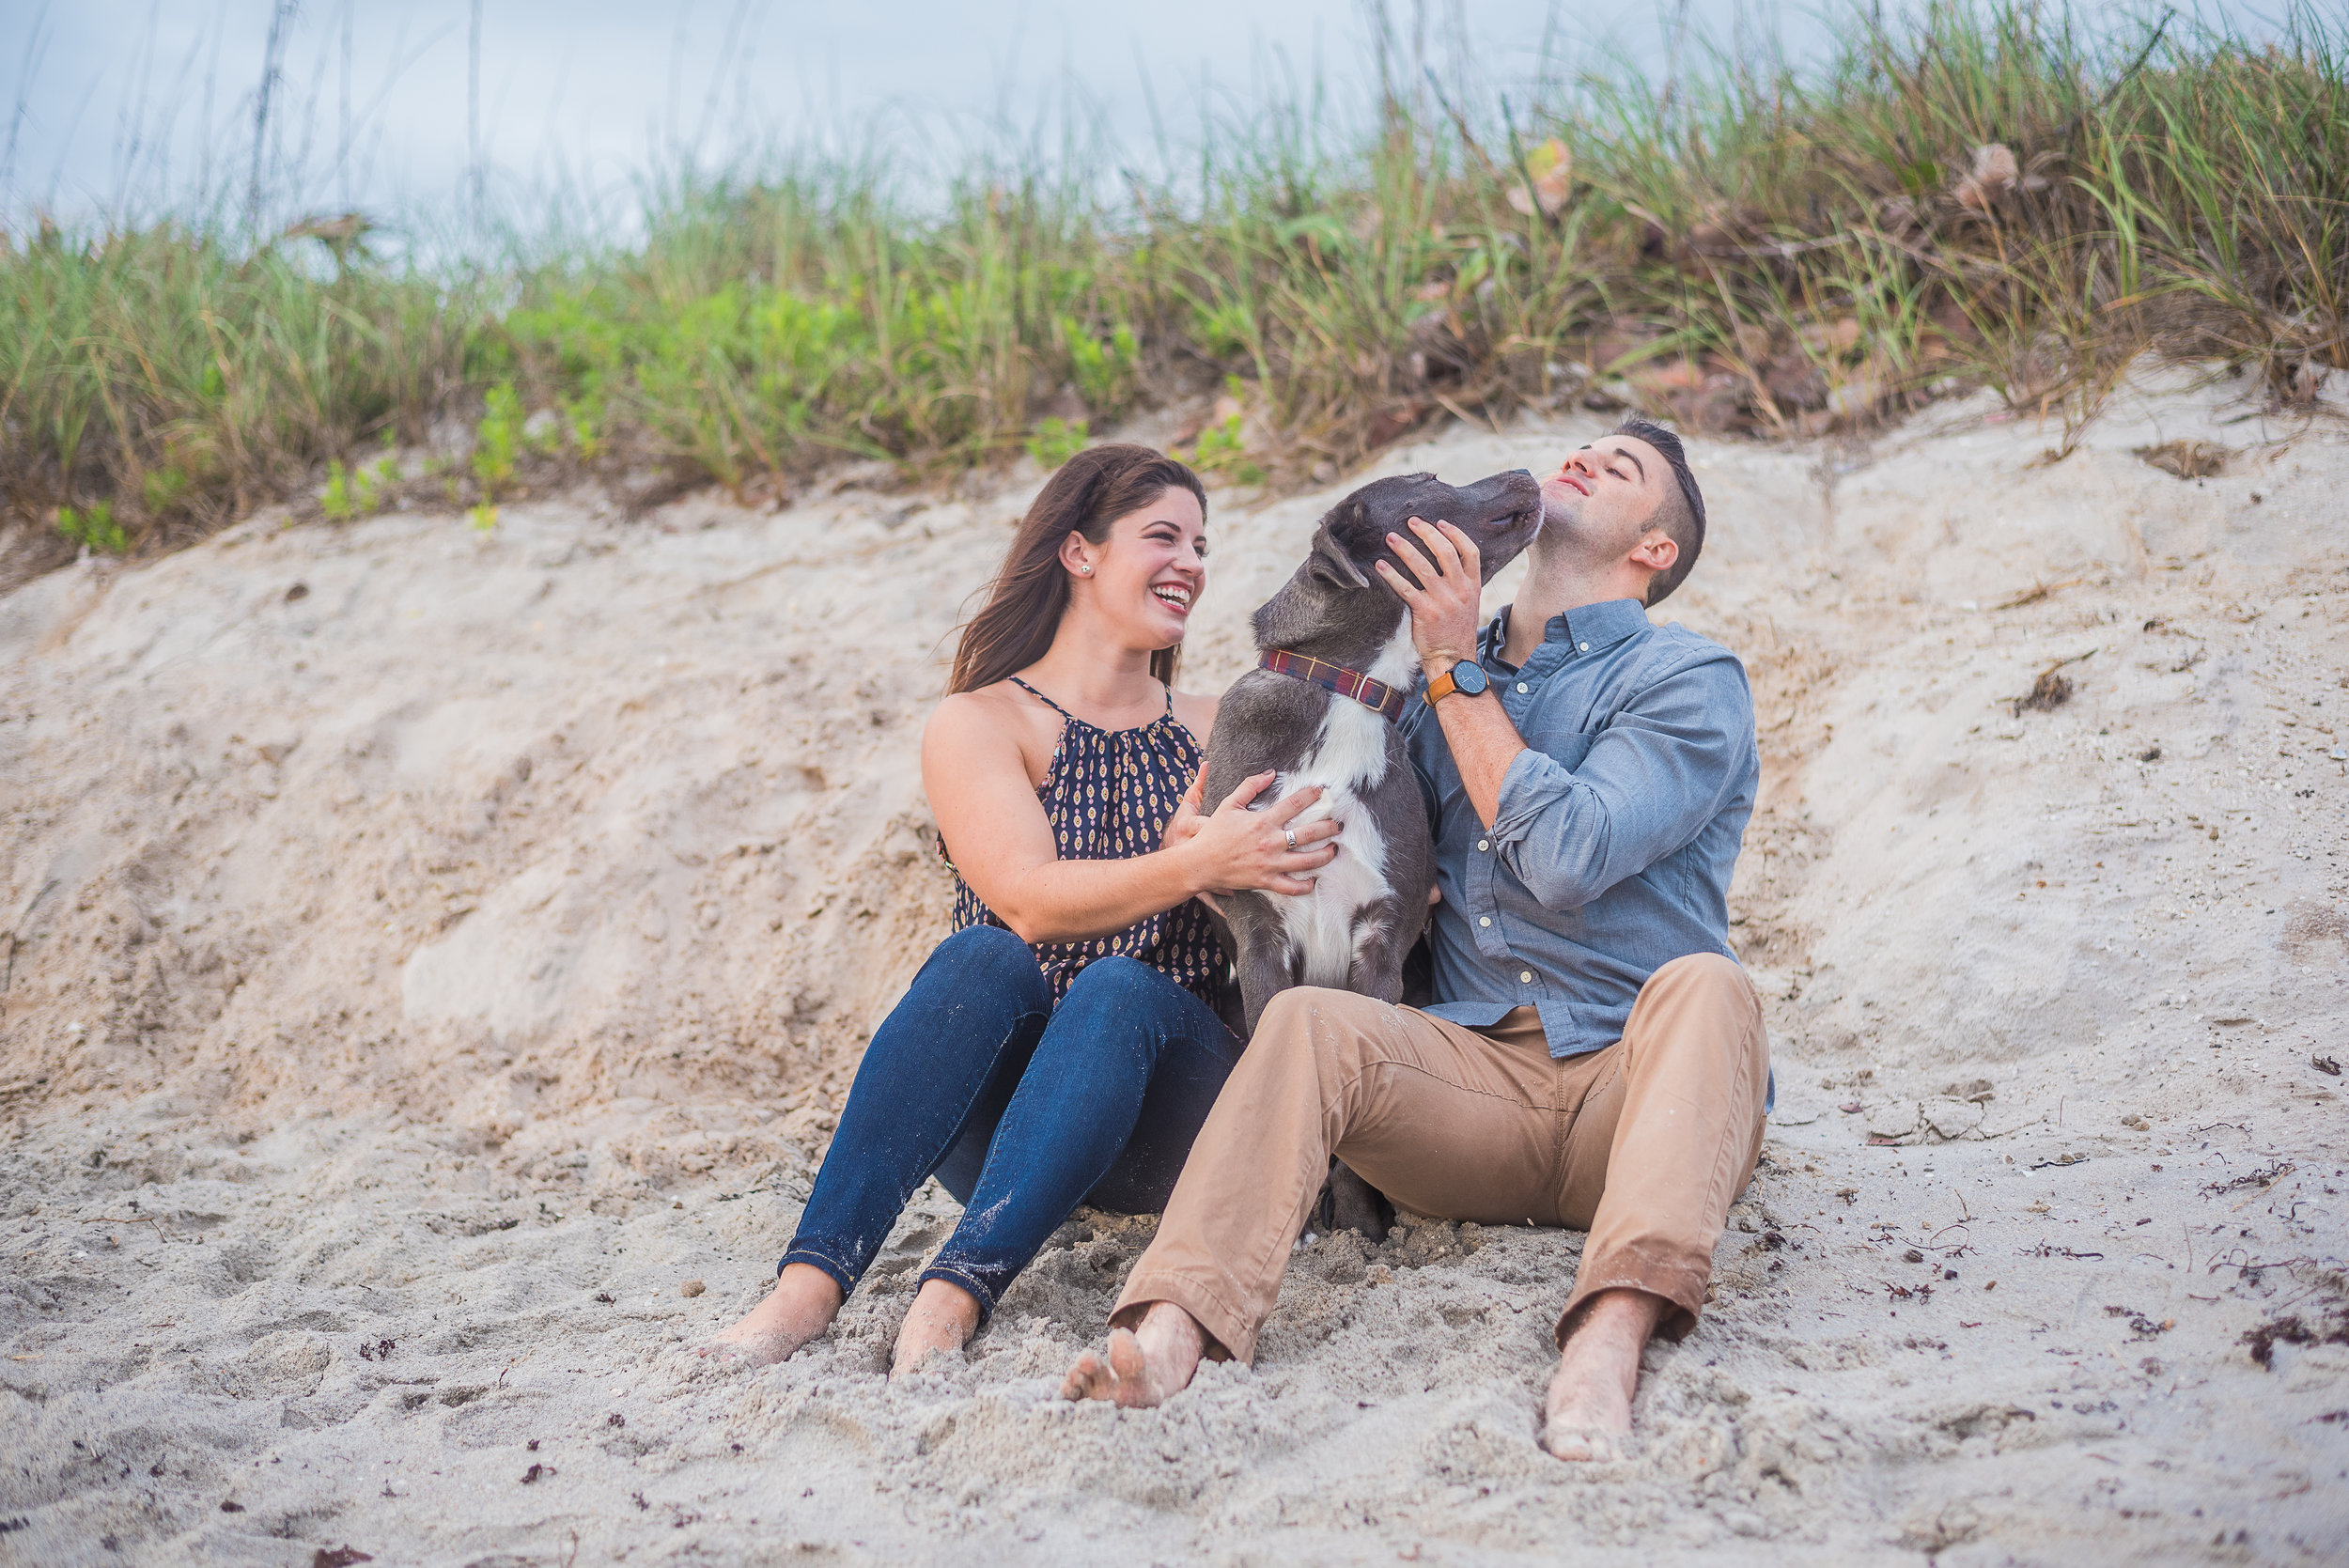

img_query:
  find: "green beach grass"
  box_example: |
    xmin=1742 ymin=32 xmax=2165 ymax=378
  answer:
xmin=2 ymin=1 xmax=2342 ymax=561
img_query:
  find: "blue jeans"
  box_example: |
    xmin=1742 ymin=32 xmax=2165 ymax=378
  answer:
xmin=781 ymin=924 xmax=1242 ymax=1318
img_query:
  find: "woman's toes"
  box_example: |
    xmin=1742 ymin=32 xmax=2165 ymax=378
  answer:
xmin=890 ymin=1342 xmax=957 ymax=1381
xmin=1059 ymin=1350 xmax=1116 ymax=1402
xmin=1541 ymin=1425 xmax=1623 ymax=1463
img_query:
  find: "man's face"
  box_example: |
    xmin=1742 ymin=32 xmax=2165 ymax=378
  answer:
xmin=1535 ymin=434 xmax=1672 ymax=563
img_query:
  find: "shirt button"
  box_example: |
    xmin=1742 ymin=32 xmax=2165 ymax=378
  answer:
xmin=1478 ymin=916 xmax=1491 ymax=927
xmin=1476 ymin=839 xmax=1489 ymax=852
xmin=1579 ymin=643 xmax=1589 ymax=651
xmin=1516 ymin=682 xmax=1529 ymax=693
xmin=1518 ymin=970 xmax=1534 ymax=985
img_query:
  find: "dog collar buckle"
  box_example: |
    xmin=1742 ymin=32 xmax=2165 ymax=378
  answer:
xmin=1259 ymin=650 xmax=1409 ymax=723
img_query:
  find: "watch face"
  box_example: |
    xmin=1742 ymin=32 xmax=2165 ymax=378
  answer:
xmin=1451 ymin=660 xmax=1489 ymax=696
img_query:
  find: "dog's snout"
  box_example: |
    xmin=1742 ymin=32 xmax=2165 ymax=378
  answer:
xmin=1458 ymin=468 xmax=1542 ymax=517
xmin=1442 ymin=469 xmax=1546 ymax=582
xmin=1304 ymin=468 xmax=1547 ymax=596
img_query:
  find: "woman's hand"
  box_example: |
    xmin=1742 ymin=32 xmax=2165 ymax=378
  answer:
xmin=1161 ymin=770 xmax=1211 ymax=854
xmin=1171 ymin=769 xmax=1341 ymax=896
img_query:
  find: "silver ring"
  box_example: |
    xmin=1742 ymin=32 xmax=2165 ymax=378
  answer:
xmin=1283 ymin=826 xmax=1299 ymax=852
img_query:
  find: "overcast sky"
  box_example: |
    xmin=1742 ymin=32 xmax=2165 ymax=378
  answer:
xmin=0 ymin=1 xmax=2280 ymax=235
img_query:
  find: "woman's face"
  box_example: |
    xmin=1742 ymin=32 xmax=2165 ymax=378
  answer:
xmin=1066 ymin=487 xmax=1208 ymax=648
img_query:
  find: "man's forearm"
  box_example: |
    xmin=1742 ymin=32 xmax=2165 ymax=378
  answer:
xmin=1373 ymin=512 xmax=1530 ymax=829
xmin=1432 ymin=690 xmax=1527 ymax=829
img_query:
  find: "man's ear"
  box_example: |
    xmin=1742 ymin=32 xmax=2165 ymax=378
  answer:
xmin=1631 ymin=530 xmax=1678 ymax=577
xmin=1309 ymin=523 xmax=1369 ymax=587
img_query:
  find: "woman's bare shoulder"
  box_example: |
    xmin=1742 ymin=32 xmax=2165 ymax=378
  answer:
xmin=926 ymin=682 xmax=1057 ymax=762
xmin=927 ymin=686 xmax=999 ymax=728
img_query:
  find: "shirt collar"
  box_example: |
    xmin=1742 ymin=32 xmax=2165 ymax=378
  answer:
xmin=1548 ymin=598 xmax=1651 ymax=653
xmin=1485 ymin=598 xmax=1651 ymax=664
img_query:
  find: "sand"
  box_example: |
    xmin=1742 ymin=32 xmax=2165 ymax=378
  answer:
xmin=2 ymin=365 xmax=2345 ymax=1565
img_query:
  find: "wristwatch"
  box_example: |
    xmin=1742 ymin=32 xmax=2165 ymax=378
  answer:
xmin=1423 ymin=658 xmax=1490 ymax=706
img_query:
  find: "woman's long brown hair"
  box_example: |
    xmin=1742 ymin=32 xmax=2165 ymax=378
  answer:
xmin=949 ymin=444 xmax=1208 ymax=694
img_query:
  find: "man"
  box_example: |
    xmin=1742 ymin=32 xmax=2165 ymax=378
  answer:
xmin=1060 ymin=416 xmax=1766 ymax=1459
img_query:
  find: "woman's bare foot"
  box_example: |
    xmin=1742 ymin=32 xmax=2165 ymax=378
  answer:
xmin=1541 ymin=1287 xmax=1666 ymax=1461
xmin=1058 ymin=1301 xmax=1206 ymax=1407
xmin=890 ymin=1279 xmax=982 ymax=1379
xmin=699 ymin=1263 xmax=845 ymax=1366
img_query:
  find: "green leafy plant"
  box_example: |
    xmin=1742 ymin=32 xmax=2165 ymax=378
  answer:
xmin=564 ymin=397 xmax=604 ymax=459
xmin=1025 ymin=416 xmax=1090 ymax=469
xmin=321 ymin=460 xmax=354 ymax=520
xmin=467 ymin=503 xmax=499 ymax=534
xmin=472 ymin=383 xmax=524 ymax=498
xmin=351 ymin=455 xmax=398 ymax=514
xmin=1189 ymin=300 xmax=1260 ymax=365
xmin=56 ymin=502 xmax=128 ymax=553
xmin=141 ymin=465 xmax=191 ymax=516
xmin=1186 ymin=413 xmax=1264 ymax=485
xmin=1061 ymin=318 xmax=1140 ymax=411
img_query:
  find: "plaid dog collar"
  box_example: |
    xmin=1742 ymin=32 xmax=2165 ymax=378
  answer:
xmin=1259 ymin=649 xmax=1411 ymax=723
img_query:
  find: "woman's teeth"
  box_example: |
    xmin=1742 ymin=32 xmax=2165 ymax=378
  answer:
xmin=1152 ymin=586 xmax=1190 ymax=609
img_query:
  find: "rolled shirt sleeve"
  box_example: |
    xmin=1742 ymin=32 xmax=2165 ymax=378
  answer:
xmin=1488 ymin=654 xmax=1753 ymax=912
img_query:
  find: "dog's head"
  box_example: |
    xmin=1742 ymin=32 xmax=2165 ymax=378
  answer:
xmin=1252 ymin=469 xmax=1546 ymax=666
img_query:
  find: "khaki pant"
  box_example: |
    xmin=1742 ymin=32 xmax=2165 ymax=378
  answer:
xmin=1111 ymin=954 xmax=1769 ymax=1363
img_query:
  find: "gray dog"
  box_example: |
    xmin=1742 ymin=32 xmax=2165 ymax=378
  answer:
xmin=1201 ymin=468 xmax=1546 ymax=1027
xmin=1199 ymin=471 xmax=1545 ymax=1227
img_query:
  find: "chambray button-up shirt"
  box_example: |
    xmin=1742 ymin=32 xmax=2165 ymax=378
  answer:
xmin=1402 ymin=597 xmax=1759 ymax=1062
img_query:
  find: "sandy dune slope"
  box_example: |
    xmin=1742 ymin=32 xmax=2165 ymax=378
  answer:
xmin=1 ymin=368 xmax=2344 ymax=1565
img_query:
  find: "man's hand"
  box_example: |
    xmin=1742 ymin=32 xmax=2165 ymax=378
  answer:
xmin=1379 ymin=519 xmax=1524 ymax=829
xmin=1376 ymin=517 xmax=1484 ymax=671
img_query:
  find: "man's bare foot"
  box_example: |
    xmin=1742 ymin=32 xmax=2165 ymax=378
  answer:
xmin=890 ymin=1279 xmax=982 ymax=1379
xmin=699 ymin=1263 xmax=845 ymax=1366
xmin=1541 ymin=1287 xmax=1667 ymax=1461
xmin=1058 ymin=1301 xmax=1206 ymax=1408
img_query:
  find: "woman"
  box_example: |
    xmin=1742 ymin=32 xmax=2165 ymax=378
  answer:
xmin=708 ymin=443 xmax=1338 ymax=1375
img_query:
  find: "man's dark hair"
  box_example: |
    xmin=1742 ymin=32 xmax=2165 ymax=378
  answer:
xmin=1612 ymin=415 xmax=1704 ymax=606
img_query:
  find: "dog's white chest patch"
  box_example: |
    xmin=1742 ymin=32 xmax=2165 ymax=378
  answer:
xmin=1269 ymin=622 xmax=1416 ymax=986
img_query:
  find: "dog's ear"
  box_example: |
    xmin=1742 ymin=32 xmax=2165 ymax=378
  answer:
xmin=1308 ymin=520 xmax=1370 ymax=588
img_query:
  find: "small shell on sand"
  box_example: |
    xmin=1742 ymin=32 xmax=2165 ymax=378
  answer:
xmin=680 ymin=1279 xmax=707 ymax=1298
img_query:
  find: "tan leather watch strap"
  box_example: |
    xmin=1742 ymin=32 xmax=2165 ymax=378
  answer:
xmin=1422 ymin=667 xmax=1460 ymax=706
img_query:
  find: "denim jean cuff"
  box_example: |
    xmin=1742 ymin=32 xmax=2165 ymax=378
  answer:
xmin=914 ymin=1261 xmax=1002 ymax=1323
xmin=777 ymin=1243 xmax=859 ymax=1297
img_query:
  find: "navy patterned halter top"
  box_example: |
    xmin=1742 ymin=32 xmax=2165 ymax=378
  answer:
xmin=942 ymin=676 xmax=1229 ymax=1009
